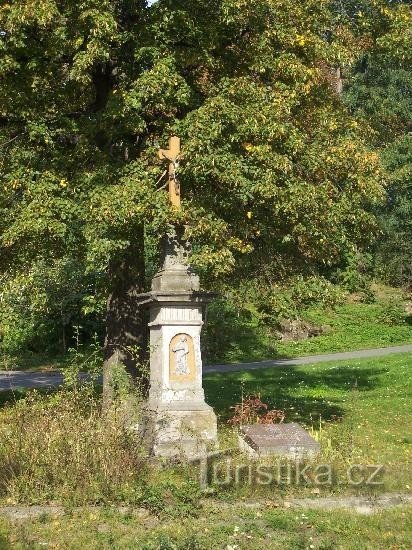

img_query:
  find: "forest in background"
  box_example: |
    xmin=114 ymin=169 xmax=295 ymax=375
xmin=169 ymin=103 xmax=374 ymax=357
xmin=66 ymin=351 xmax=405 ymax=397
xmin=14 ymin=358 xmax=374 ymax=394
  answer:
xmin=0 ymin=0 xmax=410 ymax=365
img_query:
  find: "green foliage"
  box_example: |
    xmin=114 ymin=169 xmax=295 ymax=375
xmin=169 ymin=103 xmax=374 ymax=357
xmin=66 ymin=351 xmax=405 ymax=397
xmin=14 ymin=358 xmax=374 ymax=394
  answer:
xmin=139 ymin=479 xmax=202 ymax=519
xmin=332 ymin=250 xmax=374 ymax=297
xmin=343 ymin=1 xmax=412 ymax=289
xmin=0 ymin=0 xmax=389 ymax=356
xmin=204 ymin=275 xmax=344 ymax=362
xmin=203 ymin=298 xmax=278 ymax=364
xmin=205 ymin=285 xmax=411 ymax=363
xmin=376 ymin=134 xmax=412 ymax=287
xmin=267 ymin=276 xmax=345 ymax=318
xmin=0 ymin=259 xmax=104 ymax=354
xmin=275 ymin=296 xmax=412 ymax=357
xmin=377 ymin=296 xmax=408 ymax=325
xmin=0 ymin=523 xmax=8 ymax=549
xmin=62 ymin=327 xmax=102 ymax=387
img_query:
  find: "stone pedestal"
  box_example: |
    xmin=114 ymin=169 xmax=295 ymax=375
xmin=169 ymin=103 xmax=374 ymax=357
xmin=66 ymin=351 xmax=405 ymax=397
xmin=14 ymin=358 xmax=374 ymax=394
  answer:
xmin=138 ymin=231 xmax=218 ymax=459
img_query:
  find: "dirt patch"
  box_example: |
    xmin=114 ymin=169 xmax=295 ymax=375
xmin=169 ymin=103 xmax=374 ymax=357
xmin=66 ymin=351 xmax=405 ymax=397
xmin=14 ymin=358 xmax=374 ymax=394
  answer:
xmin=2 ymin=494 xmax=410 ymax=521
xmin=287 ymin=493 xmax=412 ymax=515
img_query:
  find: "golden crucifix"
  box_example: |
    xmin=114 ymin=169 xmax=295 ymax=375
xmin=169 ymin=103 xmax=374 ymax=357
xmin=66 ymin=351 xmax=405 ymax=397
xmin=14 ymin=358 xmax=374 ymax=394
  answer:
xmin=158 ymin=136 xmax=181 ymax=209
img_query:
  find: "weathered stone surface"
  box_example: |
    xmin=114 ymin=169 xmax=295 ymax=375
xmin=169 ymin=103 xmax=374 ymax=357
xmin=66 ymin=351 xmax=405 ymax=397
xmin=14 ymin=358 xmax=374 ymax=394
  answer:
xmin=151 ymin=230 xmax=200 ymax=292
xmin=151 ymin=266 xmax=199 ymax=292
xmin=239 ymin=423 xmax=320 ymax=458
xmin=277 ymin=319 xmax=328 ymax=342
xmin=140 ymin=403 xmax=218 ymax=460
xmin=137 ymin=230 xmax=218 ymax=460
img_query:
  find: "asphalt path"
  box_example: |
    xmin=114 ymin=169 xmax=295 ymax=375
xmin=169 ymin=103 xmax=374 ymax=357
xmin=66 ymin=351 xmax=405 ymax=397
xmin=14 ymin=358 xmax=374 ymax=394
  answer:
xmin=0 ymin=344 xmax=411 ymax=391
xmin=203 ymin=343 xmax=412 ymax=374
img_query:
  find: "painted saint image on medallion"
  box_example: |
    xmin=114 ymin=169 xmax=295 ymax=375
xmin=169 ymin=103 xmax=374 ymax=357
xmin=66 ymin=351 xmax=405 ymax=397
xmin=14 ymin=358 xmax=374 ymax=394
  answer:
xmin=169 ymin=333 xmax=196 ymax=382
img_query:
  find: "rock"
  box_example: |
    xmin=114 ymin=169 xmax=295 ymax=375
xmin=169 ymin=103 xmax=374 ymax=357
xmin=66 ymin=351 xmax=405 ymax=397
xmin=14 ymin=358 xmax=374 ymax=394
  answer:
xmin=239 ymin=423 xmax=320 ymax=458
xmin=278 ymin=320 xmax=328 ymax=342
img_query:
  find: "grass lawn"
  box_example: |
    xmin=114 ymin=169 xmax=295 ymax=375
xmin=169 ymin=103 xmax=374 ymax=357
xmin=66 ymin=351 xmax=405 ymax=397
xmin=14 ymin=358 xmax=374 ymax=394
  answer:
xmin=0 ymin=504 xmax=410 ymax=549
xmin=0 ymin=354 xmax=411 ymax=547
xmin=204 ymin=353 xmax=412 ymax=494
xmin=276 ymin=301 xmax=412 ymax=358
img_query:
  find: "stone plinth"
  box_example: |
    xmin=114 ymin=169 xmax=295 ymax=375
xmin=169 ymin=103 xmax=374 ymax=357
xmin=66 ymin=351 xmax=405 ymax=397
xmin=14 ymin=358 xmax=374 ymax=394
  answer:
xmin=138 ymin=231 xmax=218 ymax=459
xmin=239 ymin=423 xmax=320 ymax=459
xmin=139 ymin=291 xmax=218 ymax=459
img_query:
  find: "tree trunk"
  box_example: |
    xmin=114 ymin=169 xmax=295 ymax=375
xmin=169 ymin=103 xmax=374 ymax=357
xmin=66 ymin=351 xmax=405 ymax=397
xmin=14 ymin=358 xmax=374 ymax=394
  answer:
xmin=102 ymin=226 xmax=148 ymax=411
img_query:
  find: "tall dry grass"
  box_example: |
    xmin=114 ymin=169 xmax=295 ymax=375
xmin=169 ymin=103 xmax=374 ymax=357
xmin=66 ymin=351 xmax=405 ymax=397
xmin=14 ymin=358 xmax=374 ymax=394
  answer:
xmin=0 ymin=387 xmax=148 ymax=504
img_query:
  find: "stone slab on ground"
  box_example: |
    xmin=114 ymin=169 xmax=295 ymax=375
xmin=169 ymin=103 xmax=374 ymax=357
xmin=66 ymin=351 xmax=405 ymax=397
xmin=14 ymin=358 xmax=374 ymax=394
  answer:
xmin=239 ymin=422 xmax=320 ymax=458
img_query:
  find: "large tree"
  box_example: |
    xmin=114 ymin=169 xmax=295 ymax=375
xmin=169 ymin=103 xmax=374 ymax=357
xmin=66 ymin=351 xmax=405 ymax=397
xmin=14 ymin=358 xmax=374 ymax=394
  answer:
xmin=0 ymin=1 xmax=385 ymax=393
xmin=342 ymin=0 xmax=412 ymax=287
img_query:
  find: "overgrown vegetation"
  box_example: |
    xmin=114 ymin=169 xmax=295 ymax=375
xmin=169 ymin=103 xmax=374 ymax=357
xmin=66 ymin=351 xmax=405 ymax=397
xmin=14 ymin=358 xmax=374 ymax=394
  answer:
xmin=204 ymin=285 xmax=412 ymax=363
xmin=0 ymin=353 xmax=410 ymax=510
xmin=0 ymin=388 xmax=143 ymax=505
xmin=0 ymin=384 xmax=202 ymax=516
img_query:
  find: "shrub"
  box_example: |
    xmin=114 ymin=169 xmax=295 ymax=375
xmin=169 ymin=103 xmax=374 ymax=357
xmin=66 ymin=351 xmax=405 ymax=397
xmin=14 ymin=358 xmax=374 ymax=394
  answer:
xmin=333 ymin=251 xmax=374 ymax=295
xmin=0 ymin=260 xmax=104 ymax=356
xmin=260 ymin=276 xmax=345 ymax=327
xmin=228 ymin=393 xmax=285 ymax=426
xmin=378 ymin=299 xmax=408 ymax=326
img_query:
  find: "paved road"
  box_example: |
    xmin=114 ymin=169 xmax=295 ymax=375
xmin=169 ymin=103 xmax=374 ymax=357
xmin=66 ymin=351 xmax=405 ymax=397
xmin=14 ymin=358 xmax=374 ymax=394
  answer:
xmin=0 ymin=344 xmax=411 ymax=391
xmin=0 ymin=372 xmax=90 ymax=392
xmin=203 ymin=343 xmax=412 ymax=374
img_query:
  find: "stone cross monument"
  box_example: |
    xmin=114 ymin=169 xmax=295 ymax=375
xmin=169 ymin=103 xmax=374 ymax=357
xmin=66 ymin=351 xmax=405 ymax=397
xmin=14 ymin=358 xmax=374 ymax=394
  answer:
xmin=138 ymin=137 xmax=218 ymax=459
xmin=158 ymin=135 xmax=181 ymax=210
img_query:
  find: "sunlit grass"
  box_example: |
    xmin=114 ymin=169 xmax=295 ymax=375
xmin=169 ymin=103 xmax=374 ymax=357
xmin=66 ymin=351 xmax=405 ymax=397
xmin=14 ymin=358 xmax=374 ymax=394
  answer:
xmin=0 ymin=504 xmax=410 ymax=549
xmin=204 ymin=353 xmax=412 ymax=493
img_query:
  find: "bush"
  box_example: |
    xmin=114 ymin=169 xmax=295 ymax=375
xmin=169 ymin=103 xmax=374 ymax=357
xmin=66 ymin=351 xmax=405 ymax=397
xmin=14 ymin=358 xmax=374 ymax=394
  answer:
xmin=260 ymin=276 xmax=345 ymax=327
xmin=0 ymin=259 xmax=104 ymax=356
xmin=378 ymin=299 xmax=408 ymax=326
xmin=333 ymin=251 xmax=374 ymax=295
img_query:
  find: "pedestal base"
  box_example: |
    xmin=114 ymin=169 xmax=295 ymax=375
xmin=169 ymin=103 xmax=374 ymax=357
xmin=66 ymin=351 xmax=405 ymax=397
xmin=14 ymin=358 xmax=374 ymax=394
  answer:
xmin=137 ymin=229 xmax=219 ymax=461
xmin=140 ymin=403 xmax=218 ymax=460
